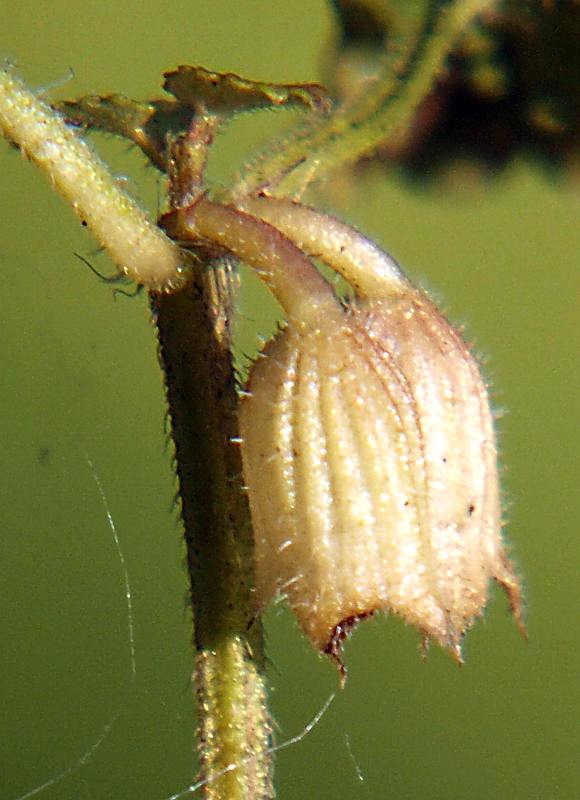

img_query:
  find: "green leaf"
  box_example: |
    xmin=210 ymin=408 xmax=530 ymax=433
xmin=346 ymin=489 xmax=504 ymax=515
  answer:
xmin=163 ymin=64 xmax=331 ymax=115
xmin=56 ymin=93 xmax=193 ymax=169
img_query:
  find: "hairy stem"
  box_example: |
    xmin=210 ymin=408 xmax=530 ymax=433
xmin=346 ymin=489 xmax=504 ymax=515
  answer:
xmin=231 ymin=0 xmax=495 ymax=197
xmin=161 ymin=196 xmax=342 ymax=328
xmin=151 ymin=132 xmax=273 ymax=800
xmin=0 ymin=65 xmax=186 ymax=291
xmin=0 ymin=66 xmax=273 ymax=798
xmin=237 ymin=195 xmax=411 ymax=298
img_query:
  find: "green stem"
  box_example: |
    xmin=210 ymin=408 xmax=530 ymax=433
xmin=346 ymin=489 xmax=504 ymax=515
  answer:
xmin=150 ymin=129 xmax=273 ymax=799
xmin=162 ymin=196 xmax=342 ymax=328
xmin=1 ymin=66 xmax=274 ymax=799
xmin=0 ymin=65 xmax=186 ymax=291
xmin=230 ymin=0 xmax=495 ymax=198
xmin=151 ymin=261 xmax=273 ymax=799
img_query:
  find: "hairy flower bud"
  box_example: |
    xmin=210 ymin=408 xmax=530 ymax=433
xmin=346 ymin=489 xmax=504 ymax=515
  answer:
xmin=163 ymin=194 xmax=523 ymax=673
xmin=237 ymin=197 xmax=523 ymax=670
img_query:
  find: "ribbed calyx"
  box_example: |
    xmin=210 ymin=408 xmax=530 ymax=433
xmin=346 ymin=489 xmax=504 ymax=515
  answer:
xmin=163 ymin=194 xmax=524 ymax=675
xmin=241 ymin=285 xmax=523 ymax=666
xmin=237 ymin=198 xmax=523 ymax=672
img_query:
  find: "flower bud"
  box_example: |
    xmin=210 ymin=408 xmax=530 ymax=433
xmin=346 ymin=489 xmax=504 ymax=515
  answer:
xmin=238 ymin=198 xmax=523 ymax=670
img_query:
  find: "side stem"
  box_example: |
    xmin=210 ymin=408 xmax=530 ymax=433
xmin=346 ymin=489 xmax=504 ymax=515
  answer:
xmin=0 ymin=65 xmax=186 ymax=291
xmin=230 ymin=0 xmax=495 ymax=197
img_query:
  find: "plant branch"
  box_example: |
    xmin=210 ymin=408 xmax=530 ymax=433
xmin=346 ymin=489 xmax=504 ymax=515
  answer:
xmin=230 ymin=0 xmax=496 ymax=197
xmin=1 ymin=66 xmax=273 ymax=799
xmin=0 ymin=65 xmax=186 ymax=291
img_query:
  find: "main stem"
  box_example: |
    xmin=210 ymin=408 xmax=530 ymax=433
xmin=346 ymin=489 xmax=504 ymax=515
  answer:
xmin=0 ymin=67 xmax=273 ymax=796
xmin=151 ymin=132 xmax=273 ymax=800
xmin=151 ymin=262 xmax=273 ymax=799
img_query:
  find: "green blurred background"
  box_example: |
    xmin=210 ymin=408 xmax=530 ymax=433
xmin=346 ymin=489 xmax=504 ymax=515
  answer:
xmin=1 ymin=2 xmax=578 ymax=799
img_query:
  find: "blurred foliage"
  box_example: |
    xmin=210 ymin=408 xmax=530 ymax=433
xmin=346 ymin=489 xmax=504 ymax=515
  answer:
xmin=325 ymin=0 xmax=580 ymax=182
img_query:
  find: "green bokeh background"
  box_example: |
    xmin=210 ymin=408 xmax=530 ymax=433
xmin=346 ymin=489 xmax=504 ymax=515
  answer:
xmin=1 ymin=3 xmax=578 ymax=799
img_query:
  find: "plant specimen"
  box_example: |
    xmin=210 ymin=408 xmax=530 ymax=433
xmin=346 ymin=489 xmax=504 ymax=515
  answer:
xmin=6 ymin=1 xmax=571 ymax=797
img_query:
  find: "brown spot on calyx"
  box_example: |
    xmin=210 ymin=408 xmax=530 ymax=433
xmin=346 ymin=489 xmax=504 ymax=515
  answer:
xmin=323 ymin=611 xmax=374 ymax=687
xmin=494 ymin=562 xmax=528 ymax=641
